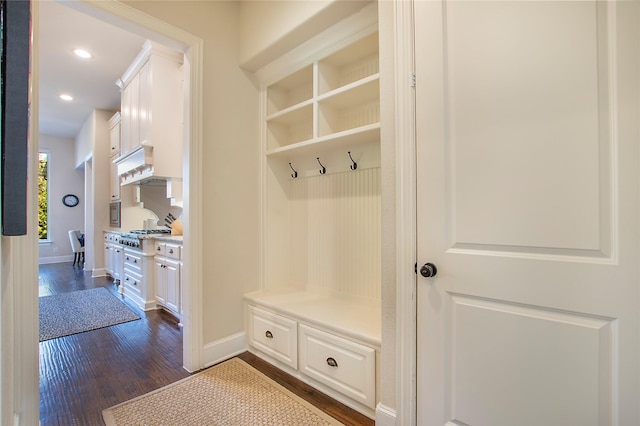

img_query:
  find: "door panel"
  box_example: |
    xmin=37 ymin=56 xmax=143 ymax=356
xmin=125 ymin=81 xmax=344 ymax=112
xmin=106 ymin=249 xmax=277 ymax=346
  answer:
xmin=415 ymin=1 xmax=639 ymax=425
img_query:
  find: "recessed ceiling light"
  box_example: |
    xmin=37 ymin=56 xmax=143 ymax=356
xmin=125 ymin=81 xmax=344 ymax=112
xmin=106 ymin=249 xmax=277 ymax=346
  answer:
xmin=73 ymin=48 xmax=92 ymax=59
xmin=59 ymin=94 xmax=74 ymax=102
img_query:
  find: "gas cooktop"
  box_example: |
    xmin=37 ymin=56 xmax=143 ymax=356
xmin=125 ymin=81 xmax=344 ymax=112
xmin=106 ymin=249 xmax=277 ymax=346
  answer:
xmin=129 ymin=229 xmax=171 ymax=235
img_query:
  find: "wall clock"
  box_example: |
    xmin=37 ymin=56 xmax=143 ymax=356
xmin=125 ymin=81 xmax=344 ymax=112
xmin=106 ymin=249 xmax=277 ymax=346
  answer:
xmin=62 ymin=194 xmax=79 ymax=207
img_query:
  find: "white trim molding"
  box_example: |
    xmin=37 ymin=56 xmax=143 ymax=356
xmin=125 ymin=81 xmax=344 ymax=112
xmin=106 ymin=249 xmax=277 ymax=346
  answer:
xmin=394 ymin=0 xmax=417 ymax=425
xmin=72 ymin=0 xmax=205 ymax=372
xmin=202 ymin=332 xmax=248 ymax=369
xmin=376 ymin=403 xmax=397 ymax=426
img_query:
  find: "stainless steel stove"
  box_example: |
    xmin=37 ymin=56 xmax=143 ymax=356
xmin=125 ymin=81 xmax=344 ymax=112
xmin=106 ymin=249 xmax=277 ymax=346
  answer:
xmin=119 ymin=229 xmax=171 ymax=248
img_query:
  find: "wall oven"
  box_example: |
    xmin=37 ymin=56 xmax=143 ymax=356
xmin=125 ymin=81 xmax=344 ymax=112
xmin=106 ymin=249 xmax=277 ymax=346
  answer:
xmin=109 ymin=202 xmax=121 ymax=228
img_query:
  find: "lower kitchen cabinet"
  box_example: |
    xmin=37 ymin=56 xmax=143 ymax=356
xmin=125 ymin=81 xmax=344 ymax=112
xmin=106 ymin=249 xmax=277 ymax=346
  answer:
xmin=104 ymin=232 xmax=123 ymax=282
xmin=154 ymin=241 xmax=182 ymax=317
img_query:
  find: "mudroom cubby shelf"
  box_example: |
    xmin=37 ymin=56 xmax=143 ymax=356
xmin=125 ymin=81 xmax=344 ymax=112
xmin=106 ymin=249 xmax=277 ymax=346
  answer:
xmin=248 ymin=4 xmax=380 ymax=418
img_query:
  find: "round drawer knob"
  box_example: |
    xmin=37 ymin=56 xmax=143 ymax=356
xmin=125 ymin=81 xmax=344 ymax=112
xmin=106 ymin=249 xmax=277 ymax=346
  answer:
xmin=265 ymin=330 xmax=273 ymax=339
xmin=326 ymin=357 xmax=338 ymax=367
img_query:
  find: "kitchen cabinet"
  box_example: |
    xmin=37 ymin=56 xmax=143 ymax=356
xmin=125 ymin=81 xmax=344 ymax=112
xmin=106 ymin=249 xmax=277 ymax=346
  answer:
xmin=246 ymin=5 xmax=381 ymax=418
xmin=108 ymin=113 xmax=121 ymax=202
xmin=103 ymin=231 xmax=123 ymax=282
xmin=115 ymin=40 xmax=183 ymax=186
xmin=154 ymin=241 xmax=182 ymax=317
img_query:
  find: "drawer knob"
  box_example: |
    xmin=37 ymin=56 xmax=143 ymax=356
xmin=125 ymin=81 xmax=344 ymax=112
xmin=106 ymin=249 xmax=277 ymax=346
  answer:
xmin=265 ymin=330 xmax=273 ymax=339
xmin=169 ymin=249 xmax=174 ymax=254
xmin=326 ymin=357 xmax=338 ymax=367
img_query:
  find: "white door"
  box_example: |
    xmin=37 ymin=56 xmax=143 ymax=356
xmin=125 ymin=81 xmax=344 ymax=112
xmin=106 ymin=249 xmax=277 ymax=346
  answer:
xmin=415 ymin=1 xmax=640 ymax=425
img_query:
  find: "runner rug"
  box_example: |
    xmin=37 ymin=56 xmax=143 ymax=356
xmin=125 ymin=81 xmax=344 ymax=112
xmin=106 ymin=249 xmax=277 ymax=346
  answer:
xmin=102 ymin=357 xmax=343 ymax=426
xmin=39 ymin=287 xmax=140 ymax=341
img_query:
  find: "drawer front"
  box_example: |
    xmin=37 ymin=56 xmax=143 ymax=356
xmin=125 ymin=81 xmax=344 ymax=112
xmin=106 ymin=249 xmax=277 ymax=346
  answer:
xmin=122 ymin=271 xmax=142 ymax=298
xmin=123 ymin=251 xmax=142 ymax=272
xmin=165 ymin=244 xmax=181 ymax=260
xmin=154 ymin=242 xmax=166 ymax=256
xmin=249 ymin=306 xmax=297 ymax=369
xmin=299 ymin=324 xmax=376 ymax=409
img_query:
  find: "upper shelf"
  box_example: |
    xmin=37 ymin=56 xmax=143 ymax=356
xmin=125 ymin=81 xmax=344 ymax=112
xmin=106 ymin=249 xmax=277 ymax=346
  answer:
xmin=264 ymin=31 xmax=380 ymax=160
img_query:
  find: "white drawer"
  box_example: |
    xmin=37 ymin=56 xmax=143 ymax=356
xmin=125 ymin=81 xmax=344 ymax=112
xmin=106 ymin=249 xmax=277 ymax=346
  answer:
xmin=299 ymin=324 xmax=376 ymax=409
xmin=165 ymin=244 xmax=181 ymax=260
xmin=249 ymin=306 xmax=297 ymax=369
xmin=122 ymin=271 xmax=142 ymax=298
xmin=123 ymin=251 xmax=142 ymax=271
xmin=154 ymin=241 xmax=166 ymax=256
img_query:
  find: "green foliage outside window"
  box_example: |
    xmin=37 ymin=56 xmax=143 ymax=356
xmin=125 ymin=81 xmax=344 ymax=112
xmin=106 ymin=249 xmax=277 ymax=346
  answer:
xmin=38 ymin=152 xmax=49 ymax=240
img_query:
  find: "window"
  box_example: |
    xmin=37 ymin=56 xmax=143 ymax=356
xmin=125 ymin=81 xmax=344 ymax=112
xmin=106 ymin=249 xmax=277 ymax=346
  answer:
xmin=38 ymin=151 xmax=49 ymax=240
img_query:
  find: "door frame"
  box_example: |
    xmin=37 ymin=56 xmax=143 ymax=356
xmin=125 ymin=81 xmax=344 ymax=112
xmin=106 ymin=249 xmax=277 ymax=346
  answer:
xmin=393 ymin=0 xmax=418 ymax=425
xmin=71 ymin=0 xmax=205 ymax=372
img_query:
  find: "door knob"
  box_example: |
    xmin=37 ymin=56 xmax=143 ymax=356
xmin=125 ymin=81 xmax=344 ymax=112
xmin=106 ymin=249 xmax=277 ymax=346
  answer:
xmin=420 ymin=263 xmax=438 ymax=278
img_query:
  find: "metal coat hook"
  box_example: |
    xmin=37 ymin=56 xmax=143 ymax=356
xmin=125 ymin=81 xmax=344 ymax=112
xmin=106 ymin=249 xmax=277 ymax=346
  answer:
xmin=348 ymin=151 xmax=357 ymax=170
xmin=316 ymin=157 xmax=326 ymax=175
xmin=289 ymin=163 xmax=298 ymax=179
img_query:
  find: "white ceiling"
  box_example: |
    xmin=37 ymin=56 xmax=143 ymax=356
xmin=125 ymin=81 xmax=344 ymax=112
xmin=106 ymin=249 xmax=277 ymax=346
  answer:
xmin=38 ymin=1 xmax=148 ymax=138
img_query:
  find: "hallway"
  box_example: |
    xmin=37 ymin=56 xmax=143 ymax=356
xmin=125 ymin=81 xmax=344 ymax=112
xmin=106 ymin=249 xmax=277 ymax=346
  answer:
xmin=38 ymin=263 xmax=373 ymax=425
xmin=39 ymin=263 xmax=188 ymax=425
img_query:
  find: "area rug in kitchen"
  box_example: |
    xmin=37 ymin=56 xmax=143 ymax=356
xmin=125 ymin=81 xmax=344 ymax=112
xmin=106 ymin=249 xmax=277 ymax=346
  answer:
xmin=39 ymin=287 xmax=140 ymax=341
xmin=102 ymin=357 xmax=343 ymax=426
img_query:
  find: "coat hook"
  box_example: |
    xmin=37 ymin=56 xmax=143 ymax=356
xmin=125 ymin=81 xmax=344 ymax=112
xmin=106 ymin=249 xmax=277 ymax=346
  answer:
xmin=316 ymin=157 xmax=326 ymax=175
xmin=289 ymin=163 xmax=298 ymax=179
xmin=348 ymin=151 xmax=357 ymax=170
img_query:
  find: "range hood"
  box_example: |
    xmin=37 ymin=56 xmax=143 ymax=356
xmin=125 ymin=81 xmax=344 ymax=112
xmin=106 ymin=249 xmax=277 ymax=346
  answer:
xmin=115 ymin=144 xmax=181 ymax=186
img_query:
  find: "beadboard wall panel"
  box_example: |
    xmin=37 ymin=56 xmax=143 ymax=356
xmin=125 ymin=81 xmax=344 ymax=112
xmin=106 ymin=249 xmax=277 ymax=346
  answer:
xmin=288 ymin=167 xmax=381 ymax=301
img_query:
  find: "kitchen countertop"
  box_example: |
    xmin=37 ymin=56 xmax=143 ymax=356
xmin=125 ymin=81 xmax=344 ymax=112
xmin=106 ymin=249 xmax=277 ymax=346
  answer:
xmin=152 ymin=235 xmax=183 ymax=243
xmin=103 ymin=229 xmax=183 ymax=244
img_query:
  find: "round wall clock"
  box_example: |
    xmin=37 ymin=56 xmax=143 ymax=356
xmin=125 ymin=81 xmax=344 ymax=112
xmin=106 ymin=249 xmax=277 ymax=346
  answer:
xmin=62 ymin=194 xmax=79 ymax=207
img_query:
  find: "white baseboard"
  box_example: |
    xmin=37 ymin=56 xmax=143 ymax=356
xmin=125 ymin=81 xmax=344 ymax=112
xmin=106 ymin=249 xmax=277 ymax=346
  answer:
xmin=38 ymin=255 xmax=74 ymax=264
xmin=202 ymin=332 xmax=248 ymax=367
xmin=92 ymin=268 xmax=107 ymax=278
xmin=376 ymin=403 xmax=397 ymax=426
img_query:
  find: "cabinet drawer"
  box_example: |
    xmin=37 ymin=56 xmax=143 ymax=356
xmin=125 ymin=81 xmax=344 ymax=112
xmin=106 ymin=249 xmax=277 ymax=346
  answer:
xmin=122 ymin=271 xmax=142 ymax=298
xmin=249 ymin=306 xmax=297 ymax=369
xmin=123 ymin=251 xmax=142 ymax=271
xmin=154 ymin=242 xmax=166 ymax=256
xmin=299 ymin=324 xmax=375 ymax=409
xmin=165 ymin=244 xmax=181 ymax=260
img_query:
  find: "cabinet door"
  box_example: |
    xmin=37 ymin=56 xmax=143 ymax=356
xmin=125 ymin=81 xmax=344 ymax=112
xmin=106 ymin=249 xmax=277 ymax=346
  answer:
xmin=120 ymin=83 xmax=132 ymax=155
xmin=165 ymin=258 xmax=180 ymax=313
xmin=154 ymin=257 xmax=166 ymax=305
xmin=110 ymin=161 xmax=120 ymax=201
xmin=109 ymin=119 xmax=121 ymax=158
xmin=104 ymin=243 xmax=112 ymax=275
xmin=129 ymin=74 xmax=140 ymax=151
xmin=137 ymin=61 xmax=151 ymax=147
xmin=113 ymin=245 xmax=122 ymax=281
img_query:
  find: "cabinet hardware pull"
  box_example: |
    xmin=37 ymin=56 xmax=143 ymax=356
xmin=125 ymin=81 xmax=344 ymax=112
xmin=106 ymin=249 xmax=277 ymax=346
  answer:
xmin=157 ymin=247 xmax=161 ymax=251
xmin=265 ymin=330 xmax=273 ymax=339
xmin=289 ymin=162 xmax=298 ymax=179
xmin=348 ymin=151 xmax=358 ymax=170
xmin=326 ymin=357 xmax=338 ymax=367
xmin=169 ymin=249 xmax=173 ymax=254
xmin=316 ymin=157 xmax=326 ymax=175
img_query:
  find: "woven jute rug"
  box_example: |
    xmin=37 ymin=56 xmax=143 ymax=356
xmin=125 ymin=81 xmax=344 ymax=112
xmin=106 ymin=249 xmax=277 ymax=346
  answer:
xmin=102 ymin=357 xmax=343 ymax=425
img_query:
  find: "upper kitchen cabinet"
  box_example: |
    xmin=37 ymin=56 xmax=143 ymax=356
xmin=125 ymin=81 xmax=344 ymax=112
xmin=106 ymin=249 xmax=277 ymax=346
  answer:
xmin=115 ymin=41 xmax=184 ymax=186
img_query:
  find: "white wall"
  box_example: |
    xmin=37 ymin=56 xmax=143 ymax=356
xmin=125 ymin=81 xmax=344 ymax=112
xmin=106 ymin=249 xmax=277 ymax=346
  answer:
xmin=75 ymin=109 xmax=113 ymax=273
xmin=122 ymin=0 xmax=261 ymax=344
xmin=239 ymin=0 xmax=373 ymax=71
xmin=38 ymin=134 xmax=85 ymax=263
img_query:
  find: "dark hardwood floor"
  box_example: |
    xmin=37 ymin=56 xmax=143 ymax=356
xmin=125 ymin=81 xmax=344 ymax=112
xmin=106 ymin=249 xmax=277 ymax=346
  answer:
xmin=39 ymin=262 xmax=373 ymax=426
